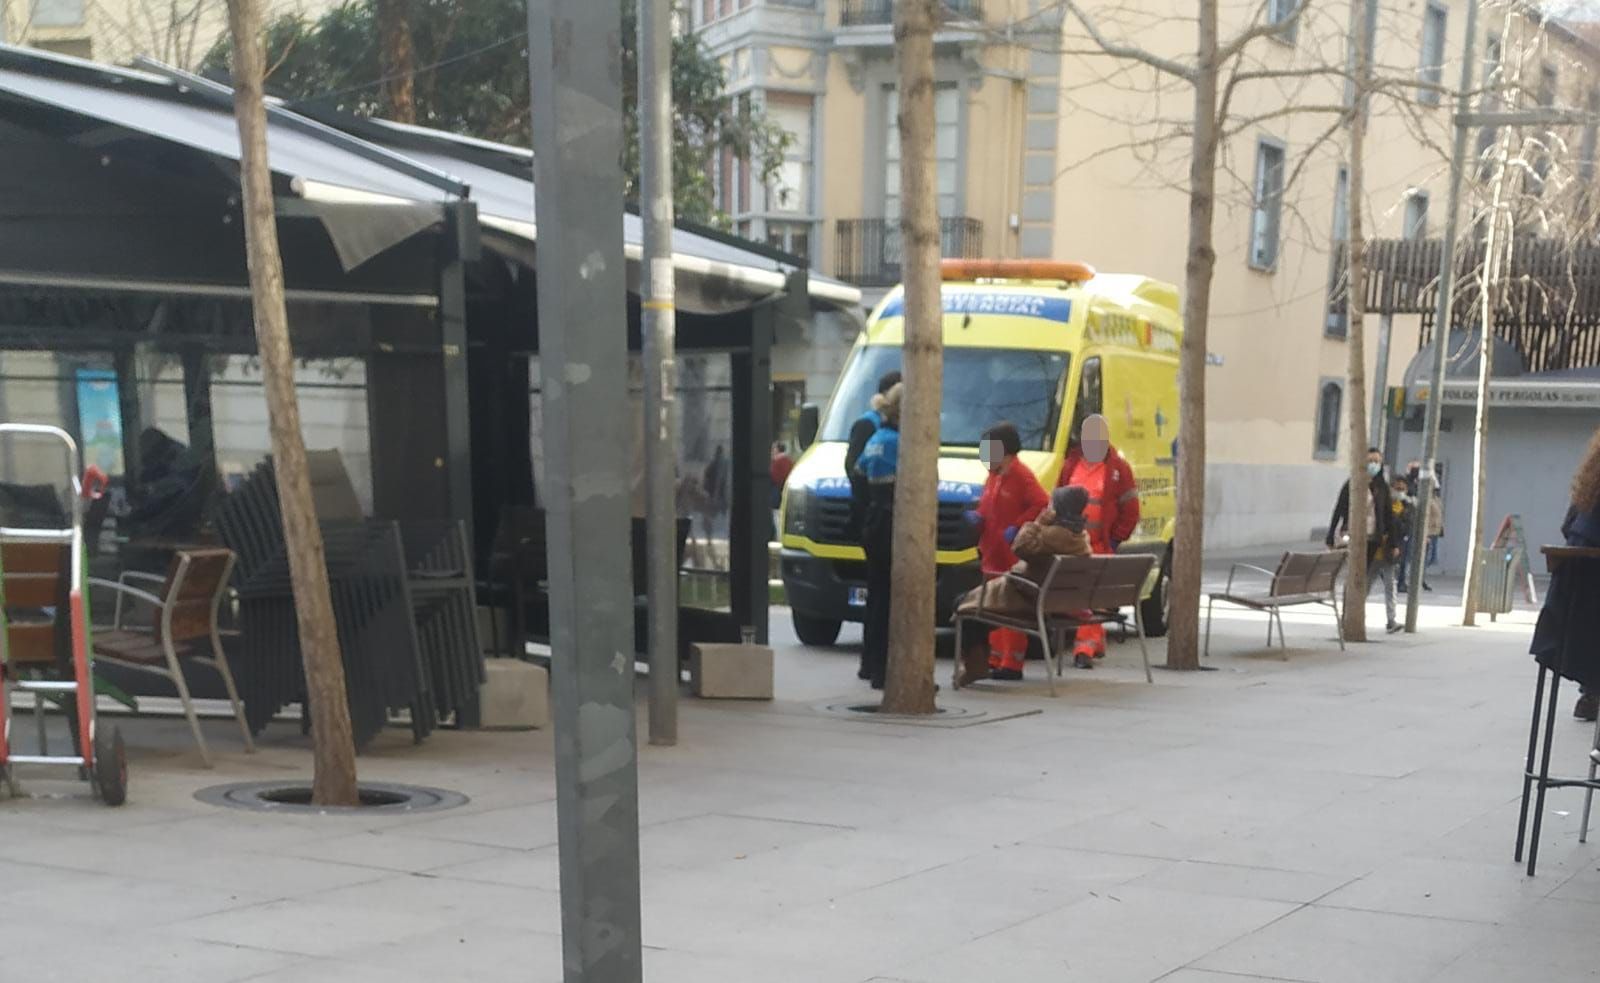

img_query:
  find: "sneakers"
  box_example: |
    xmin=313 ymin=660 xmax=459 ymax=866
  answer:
xmin=1576 ymin=693 xmax=1598 ymax=723
xmin=990 ymin=667 xmax=1023 ymax=681
xmin=1073 ymin=654 xmax=1094 ymax=670
xmin=1423 ymin=582 xmax=1434 ymax=591
xmin=1386 ymin=621 xmax=1403 ymax=634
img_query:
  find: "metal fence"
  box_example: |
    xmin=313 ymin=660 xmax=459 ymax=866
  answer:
xmin=834 ymin=217 xmax=985 ymax=287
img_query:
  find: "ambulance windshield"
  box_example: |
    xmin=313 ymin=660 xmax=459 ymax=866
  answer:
xmin=821 ymin=345 xmax=1069 ymax=450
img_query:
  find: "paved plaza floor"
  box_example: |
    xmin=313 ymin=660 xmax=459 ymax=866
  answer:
xmin=2 ymin=569 xmax=1597 ymax=982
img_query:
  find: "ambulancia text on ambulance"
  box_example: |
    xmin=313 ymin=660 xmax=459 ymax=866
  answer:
xmin=778 ymin=259 xmax=1182 ymax=647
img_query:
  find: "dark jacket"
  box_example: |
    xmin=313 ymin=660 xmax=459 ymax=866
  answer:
xmin=1327 ymin=472 xmax=1398 ymax=564
xmin=844 ymin=409 xmax=882 ymax=535
xmin=1530 ymin=501 xmax=1600 ymax=690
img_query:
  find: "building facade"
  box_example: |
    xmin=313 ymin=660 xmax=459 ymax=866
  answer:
xmin=697 ymin=0 xmax=1600 ymax=549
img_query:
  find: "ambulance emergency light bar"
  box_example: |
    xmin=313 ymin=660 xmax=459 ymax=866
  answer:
xmin=939 ymin=259 xmax=1096 ymax=282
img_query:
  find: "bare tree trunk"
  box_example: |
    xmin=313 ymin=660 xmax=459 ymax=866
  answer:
xmin=1461 ymin=140 xmax=1511 ymax=627
xmin=1163 ymin=0 xmax=1219 ymax=671
xmin=1341 ymin=0 xmax=1371 ymax=643
xmin=375 ymin=0 xmax=417 ymax=124
xmin=225 ymin=0 xmax=360 ymax=807
xmin=882 ymin=0 xmax=941 ymax=714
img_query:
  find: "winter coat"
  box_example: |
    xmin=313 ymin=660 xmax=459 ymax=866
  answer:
xmin=1426 ymin=495 xmax=1444 ymax=538
xmin=957 ymin=514 xmax=1091 ymax=620
xmin=1056 ymin=445 xmax=1141 ymax=552
xmin=974 ymin=459 xmax=1050 ymax=576
xmin=1327 ymin=473 xmax=1398 ymax=565
xmin=1530 ymin=501 xmax=1600 ymax=691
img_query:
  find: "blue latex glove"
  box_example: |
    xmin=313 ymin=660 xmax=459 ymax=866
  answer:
xmin=1003 ymin=526 xmax=1018 ymax=545
xmin=963 ymin=510 xmax=984 ymax=532
xmin=1109 ymin=539 xmax=1121 ymax=554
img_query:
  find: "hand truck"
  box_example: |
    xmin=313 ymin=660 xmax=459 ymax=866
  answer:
xmin=0 ymin=423 xmax=124 ymax=805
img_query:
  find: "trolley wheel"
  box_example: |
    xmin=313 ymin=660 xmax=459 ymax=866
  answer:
xmin=91 ymin=727 xmax=127 ymax=807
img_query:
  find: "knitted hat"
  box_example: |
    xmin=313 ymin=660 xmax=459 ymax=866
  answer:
xmin=1052 ymin=485 xmax=1089 ymax=534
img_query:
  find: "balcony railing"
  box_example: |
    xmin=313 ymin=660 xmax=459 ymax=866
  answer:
xmin=839 ymin=0 xmax=983 ymax=27
xmin=834 ymin=217 xmax=984 ymax=288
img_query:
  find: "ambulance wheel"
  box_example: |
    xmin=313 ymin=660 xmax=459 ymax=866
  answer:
xmin=1140 ymin=554 xmax=1171 ymax=638
xmin=92 ymin=727 xmax=127 ymax=807
xmin=792 ymin=612 xmax=841 ymax=647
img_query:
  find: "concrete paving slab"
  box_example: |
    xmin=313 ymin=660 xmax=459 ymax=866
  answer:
xmin=1191 ymin=905 xmax=1491 ymax=983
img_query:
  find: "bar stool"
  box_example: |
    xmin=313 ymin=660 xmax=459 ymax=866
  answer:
xmin=1514 ymin=544 xmax=1600 ymax=876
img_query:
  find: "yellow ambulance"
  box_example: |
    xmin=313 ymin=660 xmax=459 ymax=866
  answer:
xmin=779 ymin=259 xmax=1182 ymax=646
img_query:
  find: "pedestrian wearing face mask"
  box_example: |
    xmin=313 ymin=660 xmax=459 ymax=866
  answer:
xmin=1326 ymin=447 xmax=1401 ymax=633
xmin=1056 ymin=413 xmax=1141 ymax=667
xmin=962 ymin=422 xmax=1049 ymax=681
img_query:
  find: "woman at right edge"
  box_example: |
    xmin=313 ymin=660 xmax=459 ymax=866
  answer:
xmin=1530 ymin=425 xmax=1600 ymax=722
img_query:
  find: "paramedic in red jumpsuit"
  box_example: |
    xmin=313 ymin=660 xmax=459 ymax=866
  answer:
xmin=1056 ymin=414 xmax=1141 ymax=667
xmin=967 ymin=422 xmax=1050 ymax=680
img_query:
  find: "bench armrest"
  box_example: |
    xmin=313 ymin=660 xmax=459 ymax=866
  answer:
xmin=1225 ymin=563 xmax=1278 ymax=595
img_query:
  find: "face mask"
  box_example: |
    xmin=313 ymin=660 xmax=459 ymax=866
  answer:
xmin=1367 ymin=462 xmax=1382 ymax=477
xmin=979 ymin=439 xmax=1003 ymax=472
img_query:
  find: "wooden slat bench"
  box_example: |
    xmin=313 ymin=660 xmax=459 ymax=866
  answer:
xmin=953 ymin=553 xmax=1157 ymax=696
xmin=1204 ymin=549 xmax=1348 ymax=659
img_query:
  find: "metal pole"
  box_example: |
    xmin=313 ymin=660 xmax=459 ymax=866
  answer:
xmin=1406 ymin=0 xmax=1480 ymax=633
xmin=639 ymin=0 xmax=679 ymax=746
xmin=1369 ymin=312 xmax=1392 ymax=454
xmin=527 ymin=1 xmax=643 ymax=980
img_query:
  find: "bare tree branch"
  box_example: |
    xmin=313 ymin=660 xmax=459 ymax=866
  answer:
xmin=1057 ymin=0 xmax=1197 ymax=82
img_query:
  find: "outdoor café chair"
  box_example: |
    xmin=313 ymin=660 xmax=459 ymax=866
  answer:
xmin=89 ymin=548 xmax=253 ymax=767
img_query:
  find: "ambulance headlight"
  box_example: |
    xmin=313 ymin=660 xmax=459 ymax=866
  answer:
xmin=783 ymin=484 xmax=811 ymax=536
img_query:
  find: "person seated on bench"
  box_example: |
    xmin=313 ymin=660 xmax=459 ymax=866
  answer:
xmin=954 ymin=486 xmax=1091 ymax=685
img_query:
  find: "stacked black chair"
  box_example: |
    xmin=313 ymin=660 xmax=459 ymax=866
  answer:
xmin=399 ymin=520 xmax=485 ymax=731
xmin=214 ymin=461 xmax=480 ymax=749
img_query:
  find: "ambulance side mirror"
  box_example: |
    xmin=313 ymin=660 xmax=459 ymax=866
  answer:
xmin=798 ymin=404 xmax=820 ymax=451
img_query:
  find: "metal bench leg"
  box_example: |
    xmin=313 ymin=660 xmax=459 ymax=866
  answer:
xmin=1134 ymin=608 xmax=1153 ymax=684
xmin=1203 ymin=596 xmax=1214 ymax=660
xmin=35 ymin=691 xmax=47 ymax=756
xmin=1516 ymin=667 xmax=1548 ymax=863
xmin=952 ymin=617 xmax=964 ymax=690
xmin=1274 ymin=608 xmax=1289 ymax=661
xmin=1330 ymin=598 xmax=1346 ymax=651
xmin=1039 ymin=614 xmax=1057 ymax=698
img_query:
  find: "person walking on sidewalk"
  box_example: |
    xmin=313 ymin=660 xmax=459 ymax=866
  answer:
xmin=1326 ymin=447 xmax=1401 ymax=633
xmin=964 ymin=422 xmax=1050 ymax=682
xmin=1055 ymin=414 xmax=1141 ymax=667
xmin=1422 ymin=489 xmax=1443 ymax=591
xmin=1393 ymin=477 xmax=1415 ymax=594
xmin=1529 ymin=426 xmax=1600 ymax=722
xmin=853 ymin=382 xmax=903 ymax=691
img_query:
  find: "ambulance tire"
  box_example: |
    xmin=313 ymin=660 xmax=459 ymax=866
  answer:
xmin=1140 ymin=554 xmax=1171 ymax=638
xmin=792 ymin=612 xmax=842 ymax=647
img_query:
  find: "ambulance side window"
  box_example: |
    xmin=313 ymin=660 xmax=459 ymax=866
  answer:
xmin=1078 ymin=357 xmax=1103 ymax=422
